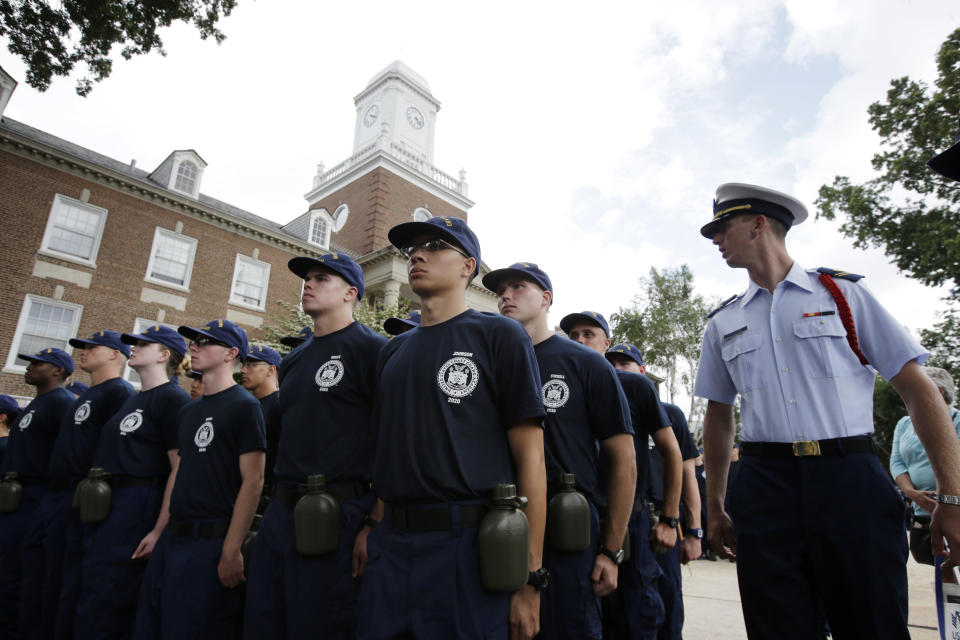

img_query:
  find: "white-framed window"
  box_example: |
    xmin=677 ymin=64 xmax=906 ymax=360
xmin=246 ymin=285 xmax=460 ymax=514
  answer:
xmin=5 ymin=295 xmax=83 ymax=372
xmin=145 ymin=227 xmax=198 ymax=291
xmin=332 ymin=203 xmax=349 ymax=232
xmin=308 ymin=210 xmax=333 ymax=249
xmin=229 ymin=254 xmax=271 ymax=311
xmin=174 ymin=161 xmax=198 ymax=194
xmin=413 ymin=207 xmax=432 ymax=222
xmin=38 ymin=194 xmax=108 ymax=266
xmin=124 ymin=317 xmax=178 ymax=387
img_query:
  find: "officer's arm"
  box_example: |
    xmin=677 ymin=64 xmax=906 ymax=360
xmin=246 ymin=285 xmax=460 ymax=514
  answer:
xmin=599 ymin=433 xmax=636 ymax=550
xmin=652 ymin=426 xmax=683 ymax=522
xmin=678 ymin=458 xmax=702 ymax=563
xmin=219 ymin=450 xmax=265 ymax=587
xmin=132 ymin=449 xmax=179 ymax=559
xmin=703 ymin=400 xmax=737 ymax=559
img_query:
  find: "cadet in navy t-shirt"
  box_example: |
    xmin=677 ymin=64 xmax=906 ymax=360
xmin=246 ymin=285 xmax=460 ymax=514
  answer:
xmin=357 ymin=218 xmax=548 ymax=640
xmin=245 ymin=254 xmax=384 ymax=640
xmin=135 ymin=319 xmax=265 ymax=640
xmin=484 ymin=263 xmax=637 ymax=640
xmin=239 ymin=344 xmax=283 ymax=499
xmin=0 ymin=348 xmax=75 ymax=638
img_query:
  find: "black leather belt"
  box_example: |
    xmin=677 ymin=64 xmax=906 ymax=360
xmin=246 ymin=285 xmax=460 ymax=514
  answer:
xmin=170 ymin=519 xmax=230 ymax=539
xmin=112 ymin=475 xmax=159 ymax=489
xmin=273 ymin=480 xmax=369 ymax=509
xmin=740 ymin=435 xmax=876 ymax=458
xmin=50 ymin=476 xmax=80 ymax=492
xmin=14 ymin=475 xmax=46 ymax=485
xmin=389 ymin=503 xmax=486 ymax=533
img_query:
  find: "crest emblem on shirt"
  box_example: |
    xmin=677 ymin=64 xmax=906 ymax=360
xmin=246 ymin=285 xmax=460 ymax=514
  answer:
xmin=18 ymin=410 xmax=34 ymax=430
xmin=74 ymin=401 xmax=91 ymax=424
xmin=194 ymin=418 xmax=215 ymax=451
xmin=437 ymin=356 xmax=479 ymax=399
xmin=315 ymin=359 xmax=344 ymax=389
xmin=119 ymin=409 xmax=144 ymax=435
xmin=541 ymin=379 xmax=570 ymax=410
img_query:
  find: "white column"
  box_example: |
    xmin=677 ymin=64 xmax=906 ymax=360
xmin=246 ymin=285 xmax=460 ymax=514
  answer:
xmin=383 ymin=279 xmax=401 ymax=307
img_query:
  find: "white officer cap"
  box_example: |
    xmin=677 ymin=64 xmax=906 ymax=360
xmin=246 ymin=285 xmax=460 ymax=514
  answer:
xmin=701 ymin=183 xmax=808 ymax=239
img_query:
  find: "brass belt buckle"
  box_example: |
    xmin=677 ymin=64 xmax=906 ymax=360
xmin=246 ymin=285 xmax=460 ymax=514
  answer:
xmin=792 ymin=440 xmax=821 ymax=457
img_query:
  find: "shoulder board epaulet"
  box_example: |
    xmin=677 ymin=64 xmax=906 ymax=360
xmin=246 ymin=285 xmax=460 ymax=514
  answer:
xmin=707 ymin=294 xmax=741 ymax=319
xmin=816 ymin=267 xmax=864 ymax=282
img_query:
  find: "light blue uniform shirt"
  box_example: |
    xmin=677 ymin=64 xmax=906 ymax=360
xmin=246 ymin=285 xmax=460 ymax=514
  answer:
xmin=694 ymin=262 xmax=928 ymax=443
xmin=890 ymin=407 xmax=960 ymax=515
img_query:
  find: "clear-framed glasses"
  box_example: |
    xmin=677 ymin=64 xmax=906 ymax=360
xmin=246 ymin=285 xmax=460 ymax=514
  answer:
xmin=400 ymin=238 xmax=469 ymax=260
xmin=192 ymin=335 xmax=229 ymax=349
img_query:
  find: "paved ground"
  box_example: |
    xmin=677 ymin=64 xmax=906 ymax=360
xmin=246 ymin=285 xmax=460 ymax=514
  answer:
xmin=681 ymin=555 xmax=941 ymax=638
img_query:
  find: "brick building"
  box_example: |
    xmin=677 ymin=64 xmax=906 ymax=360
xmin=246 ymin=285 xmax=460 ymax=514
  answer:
xmin=0 ymin=62 xmax=495 ymax=400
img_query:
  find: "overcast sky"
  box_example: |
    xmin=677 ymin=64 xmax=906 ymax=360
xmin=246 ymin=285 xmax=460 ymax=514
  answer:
xmin=2 ymin=0 xmax=957 ymax=403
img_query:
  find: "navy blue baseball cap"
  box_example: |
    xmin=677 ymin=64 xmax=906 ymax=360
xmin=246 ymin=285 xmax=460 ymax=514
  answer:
xmin=605 ymin=343 xmax=644 ymax=368
xmin=121 ymin=324 xmax=187 ymax=357
xmin=701 ymin=183 xmax=808 ymax=239
xmin=69 ymin=330 xmax=130 ymax=358
xmin=18 ymin=347 xmax=75 ymax=375
xmin=928 ymin=126 xmax=960 ymax=182
xmin=288 ymin=252 xmax=365 ymax=299
xmin=178 ymin=318 xmax=249 ymax=359
xmin=0 ymin=394 xmax=21 ymax=418
xmin=482 ymin=262 xmax=553 ymax=296
xmin=388 ymin=216 xmax=481 ymax=276
xmin=246 ymin=344 xmax=282 ymax=367
xmin=279 ymin=325 xmax=314 ymax=348
xmin=559 ymin=311 xmax=610 ymax=338
xmin=383 ymin=310 xmax=422 ymax=336
xmin=65 ymin=381 xmax=89 ymax=395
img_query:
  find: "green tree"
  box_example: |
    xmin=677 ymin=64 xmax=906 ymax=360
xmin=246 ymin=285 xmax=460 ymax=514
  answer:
xmin=0 ymin=0 xmax=238 ymax=96
xmin=920 ymin=302 xmax=960 ymax=379
xmin=872 ymin=376 xmax=908 ymax=471
xmin=609 ymin=265 xmax=714 ymax=419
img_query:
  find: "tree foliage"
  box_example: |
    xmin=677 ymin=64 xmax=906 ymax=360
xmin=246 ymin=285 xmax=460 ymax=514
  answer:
xmin=0 ymin=0 xmax=237 ymax=96
xmin=920 ymin=302 xmax=960 ymax=379
xmin=872 ymin=375 xmax=908 ymax=471
xmin=609 ymin=265 xmax=714 ymax=419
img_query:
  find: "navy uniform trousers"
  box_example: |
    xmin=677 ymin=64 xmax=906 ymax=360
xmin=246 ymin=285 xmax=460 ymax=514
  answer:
xmin=0 ymin=484 xmax=47 ymax=639
xmin=729 ymin=452 xmax=909 ymax=640
xmin=20 ymin=486 xmax=75 ymax=640
xmin=357 ymin=502 xmax=510 ymax=640
xmin=133 ymin=521 xmax=244 ymax=640
xmin=541 ymin=503 xmax=603 ymax=640
xmin=654 ymin=537 xmax=683 ymax=640
xmin=243 ymin=489 xmax=373 ymax=639
xmin=604 ymin=507 xmax=665 ymax=640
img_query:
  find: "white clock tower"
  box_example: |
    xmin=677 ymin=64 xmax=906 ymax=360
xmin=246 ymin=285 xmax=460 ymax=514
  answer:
xmin=352 ymin=61 xmax=439 ymax=164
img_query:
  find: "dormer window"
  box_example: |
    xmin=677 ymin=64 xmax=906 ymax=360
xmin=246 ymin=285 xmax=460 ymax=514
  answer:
xmin=309 ymin=209 xmax=333 ymax=249
xmin=174 ymin=161 xmax=198 ymax=193
xmin=149 ymin=150 xmax=207 ymax=199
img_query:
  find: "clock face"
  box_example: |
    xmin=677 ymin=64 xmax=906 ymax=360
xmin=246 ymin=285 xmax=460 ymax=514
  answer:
xmin=406 ymin=106 xmax=424 ymax=130
xmin=363 ymin=105 xmax=380 ymax=128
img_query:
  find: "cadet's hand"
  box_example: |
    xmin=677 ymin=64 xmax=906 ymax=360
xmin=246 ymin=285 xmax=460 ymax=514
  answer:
xmin=679 ymin=536 xmax=702 ymax=564
xmin=707 ymin=509 xmax=737 ymax=561
xmin=352 ymin=525 xmax=372 ymax=578
xmin=931 ymin=502 xmax=960 ymax=571
xmin=650 ymin=522 xmax=677 ymax=552
xmin=591 ymin=553 xmax=618 ymax=596
xmin=509 ymin=584 xmax=540 ymax=640
xmin=907 ymin=489 xmax=938 ymax=514
xmin=131 ymin=528 xmax=161 ymax=560
xmin=218 ymin=548 xmax=245 ymax=588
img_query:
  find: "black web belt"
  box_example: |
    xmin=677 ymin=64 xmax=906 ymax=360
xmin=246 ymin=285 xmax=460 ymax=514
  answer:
xmin=389 ymin=503 xmax=486 ymax=533
xmin=170 ymin=519 xmax=230 ymax=539
xmin=111 ymin=475 xmax=160 ymax=489
xmin=273 ymin=480 xmax=370 ymax=509
xmin=740 ymin=435 xmax=877 ymax=458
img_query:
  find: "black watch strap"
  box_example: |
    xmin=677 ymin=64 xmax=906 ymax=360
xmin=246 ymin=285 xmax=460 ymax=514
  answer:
xmin=599 ymin=545 xmax=625 ymax=565
xmin=661 ymin=516 xmax=680 ymax=529
xmin=527 ymin=567 xmax=550 ymax=591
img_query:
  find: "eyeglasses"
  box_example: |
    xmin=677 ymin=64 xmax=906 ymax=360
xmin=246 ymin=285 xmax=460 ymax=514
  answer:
xmin=400 ymin=238 xmax=469 ymax=260
xmin=192 ymin=336 xmax=229 ymax=349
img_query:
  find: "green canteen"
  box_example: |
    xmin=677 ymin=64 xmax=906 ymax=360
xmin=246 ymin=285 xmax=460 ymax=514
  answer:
xmin=0 ymin=472 xmax=23 ymax=513
xmin=79 ymin=468 xmax=111 ymax=524
xmin=294 ymin=474 xmax=340 ymax=556
xmin=478 ymin=483 xmax=530 ymax=592
xmin=546 ymin=473 xmax=590 ymax=552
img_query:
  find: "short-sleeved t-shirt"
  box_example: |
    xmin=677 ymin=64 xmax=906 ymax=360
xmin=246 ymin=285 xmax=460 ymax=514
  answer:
xmin=258 ymin=391 xmax=281 ymax=490
xmin=93 ymin=381 xmax=191 ymax=477
xmin=534 ymin=335 xmax=633 ymax=506
xmin=373 ymin=309 xmax=546 ymax=503
xmin=170 ymin=384 xmax=266 ymax=521
xmin=614 ymin=370 xmax=670 ymax=500
xmin=48 ymin=377 xmax=136 ymax=481
xmin=276 ymin=322 xmax=385 ymax=485
xmin=0 ymin=388 xmax=75 ymax=479
xmin=646 ymin=401 xmax=698 ymax=503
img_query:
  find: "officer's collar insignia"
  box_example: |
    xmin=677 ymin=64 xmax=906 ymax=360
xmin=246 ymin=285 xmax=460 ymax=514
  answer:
xmin=815 ymin=267 xmax=864 ymax=282
xmin=707 ymin=294 xmax=742 ymax=319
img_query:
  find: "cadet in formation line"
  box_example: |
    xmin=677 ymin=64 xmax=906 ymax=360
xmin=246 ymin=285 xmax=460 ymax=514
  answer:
xmin=2 ymin=138 xmax=960 ymax=640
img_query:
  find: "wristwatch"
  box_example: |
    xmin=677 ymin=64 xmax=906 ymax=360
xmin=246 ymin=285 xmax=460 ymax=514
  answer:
xmin=599 ymin=545 xmax=625 ymax=565
xmin=527 ymin=567 xmax=550 ymax=591
xmin=660 ymin=516 xmax=680 ymax=529
xmin=685 ymin=528 xmax=704 ymax=539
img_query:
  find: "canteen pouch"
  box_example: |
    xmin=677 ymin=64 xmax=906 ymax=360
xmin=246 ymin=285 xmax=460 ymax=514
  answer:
xmin=546 ymin=473 xmax=591 ymax=552
xmin=0 ymin=471 xmax=23 ymax=513
xmin=79 ymin=468 xmax=112 ymax=524
xmin=478 ymin=483 xmax=530 ymax=592
xmin=293 ymin=474 xmax=340 ymax=556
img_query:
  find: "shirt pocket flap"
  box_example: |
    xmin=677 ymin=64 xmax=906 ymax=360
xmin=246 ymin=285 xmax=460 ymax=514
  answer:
xmin=721 ymin=333 xmax=762 ymax=362
xmin=793 ymin=315 xmax=846 ymax=339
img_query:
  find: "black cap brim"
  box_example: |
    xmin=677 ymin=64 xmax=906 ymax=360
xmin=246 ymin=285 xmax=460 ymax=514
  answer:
xmin=481 ymin=268 xmax=542 ymax=294
xmin=68 ymin=338 xmax=98 ymax=349
xmin=383 ymin=318 xmax=417 ymax=336
xmin=279 ymin=336 xmax=306 ymax=348
xmin=928 ymin=142 xmax=960 ymax=181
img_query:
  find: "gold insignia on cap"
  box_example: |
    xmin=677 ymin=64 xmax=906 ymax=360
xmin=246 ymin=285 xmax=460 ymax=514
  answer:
xmin=217 ymin=320 xmax=224 ymax=328
xmin=153 ymin=325 xmax=160 ymax=332
xmin=713 ymin=203 xmax=752 ymax=220
xmin=99 ymin=331 xmax=104 ymax=337
xmin=332 ymin=253 xmax=338 ymax=260
xmin=442 ymin=217 xmax=453 ymax=227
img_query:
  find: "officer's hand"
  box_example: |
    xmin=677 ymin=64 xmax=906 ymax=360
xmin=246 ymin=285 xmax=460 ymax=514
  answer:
xmin=591 ymin=553 xmax=618 ymax=596
xmin=509 ymin=585 xmax=540 ymax=640
xmin=908 ymin=489 xmax=938 ymax=514
xmin=218 ymin=549 xmax=245 ymax=588
xmin=131 ymin=528 xmax=161 ymax=560
xmin=352 ymin=525 xmax=372 ymax=578
xmin=931 ymin=503 xmax=960 ymax=571
xmin=679 ymin=536 xmax=702 ymax=564
xmin=650 ymin=522 xmax=677 ymax=552
xmin=707 ymin=510 xmax=737 ymax=561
